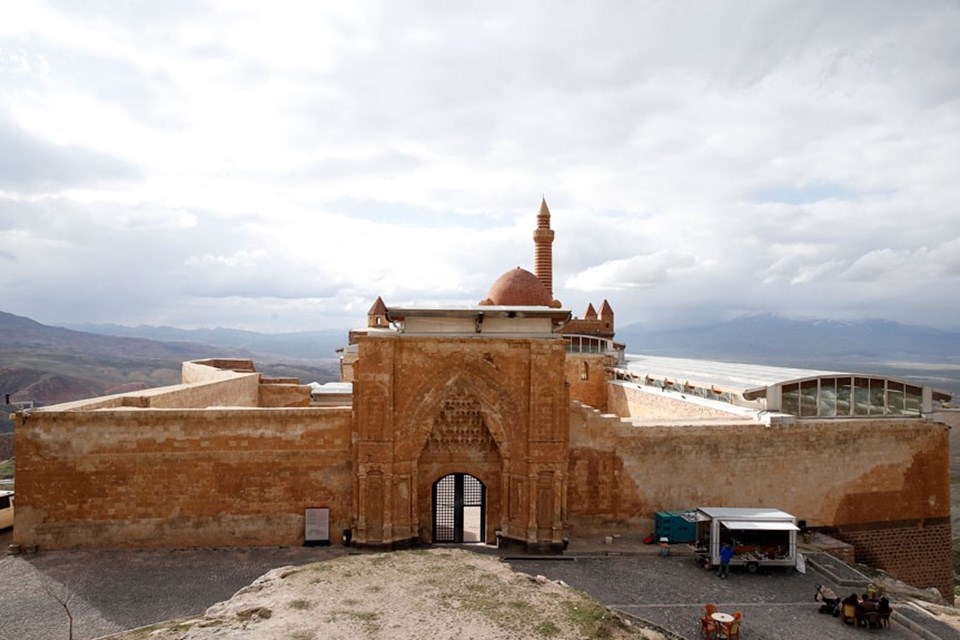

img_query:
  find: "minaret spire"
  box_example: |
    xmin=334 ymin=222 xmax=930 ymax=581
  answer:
xmin=533 ymin=197 xmax=555 ymax=299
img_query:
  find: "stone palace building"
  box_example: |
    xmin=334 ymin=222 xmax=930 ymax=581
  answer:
xmin=12 ymin=199 xmax=955 ymax=596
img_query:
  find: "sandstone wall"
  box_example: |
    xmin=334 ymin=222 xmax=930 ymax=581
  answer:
xmin=182 ymin=360 xmax=256 ymax=383
xmin=42 ymin=372 xmax=262 ymax=413
xmin=14 ymin=407 xmax=352 ymax=549
xmin=258 ymin=383 xmax=311 ymax=407
xmin=569 ymin=391 xmax=953 ymax=596
xmin=146 ymin=374 xmax=262 ymax=408
xmin=607 ymin=381 xmax=739 ymax=419
xmin=564 ymin=353 xmax=613 ymax=411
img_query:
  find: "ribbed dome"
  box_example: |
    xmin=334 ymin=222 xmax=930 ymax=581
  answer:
xmin=482 ymin=268 xmax=552 ymax=306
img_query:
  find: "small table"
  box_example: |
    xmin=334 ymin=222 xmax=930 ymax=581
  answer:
xmin=711 ymin=613 xmax=734 ymax=639
xmin=658 ymin=537 xmax=670 ymax=556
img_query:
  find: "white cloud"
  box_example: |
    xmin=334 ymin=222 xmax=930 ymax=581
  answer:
xmin=0 ymin=0 xmax=957 ymax=332
xmin=566 ymin=251 xmax=707 ymax=292
xmin=185 ymin=249 xmax=267 ymax=269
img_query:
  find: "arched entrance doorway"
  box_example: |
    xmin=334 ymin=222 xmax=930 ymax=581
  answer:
xmin=432 ymin=473 xmax=486 ymax=543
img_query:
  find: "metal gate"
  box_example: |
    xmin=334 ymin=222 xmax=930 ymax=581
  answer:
xmin=432 ymin=473 xmax=485 ymax=543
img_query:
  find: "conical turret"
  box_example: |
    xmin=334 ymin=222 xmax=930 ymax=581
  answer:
xmin=368 ymin=296 xmax=388 ymax=328
xmin=598 ymin=299 xmax=614 ymax=334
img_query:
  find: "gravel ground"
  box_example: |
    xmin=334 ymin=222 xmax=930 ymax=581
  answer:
xmin=505 ymin=553 xmax=958 ymax=640
xmin=0 ymin=544 xmax=345 ymax=640
xmin=0 ymin=536 xmax=957 ymax=640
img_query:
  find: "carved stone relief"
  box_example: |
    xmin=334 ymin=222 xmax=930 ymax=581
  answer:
xmin=423 ymin=390 xmax=498 ymax=455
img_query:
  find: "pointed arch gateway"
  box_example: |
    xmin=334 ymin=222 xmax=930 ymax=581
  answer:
xmin=404 ymin=368 xmax=514 ymax=545
xmin=433 ymin=472 xmax=486 ymax=543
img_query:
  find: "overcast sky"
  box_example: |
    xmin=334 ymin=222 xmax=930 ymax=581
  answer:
xmin=1 ymin=1 xmax=958 ymax=333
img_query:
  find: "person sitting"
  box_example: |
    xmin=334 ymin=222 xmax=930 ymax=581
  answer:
xmin=840 ymin=593 xmax=860 ymax=626
xmin=859 ymin=593 xmax=879 ymax=629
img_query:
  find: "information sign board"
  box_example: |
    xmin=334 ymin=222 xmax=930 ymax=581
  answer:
xmin=305 ymin=507 xmax=330 ymax=546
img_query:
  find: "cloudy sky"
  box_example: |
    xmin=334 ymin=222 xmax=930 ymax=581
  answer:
xmin=1 ymin=1 xmax=958 ymax=333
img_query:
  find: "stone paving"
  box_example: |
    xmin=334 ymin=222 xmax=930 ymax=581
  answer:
xmin=506 ymin=552 xmax=943 ymax=640
xmin=0 ymin=542 xmax=344 ymax=640
xmin=1 ymin=532 xmax=958 ymax=640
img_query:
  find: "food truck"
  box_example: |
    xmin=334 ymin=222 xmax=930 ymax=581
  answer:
xmin=693 ymin=507 xmax=799 ymax=573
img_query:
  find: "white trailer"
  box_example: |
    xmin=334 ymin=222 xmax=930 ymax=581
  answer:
xmin=693 ymin=507 xmax=799 ymax=573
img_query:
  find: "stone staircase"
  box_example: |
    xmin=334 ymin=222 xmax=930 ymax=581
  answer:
xmin=806 ymin=551 xmax=960 ymax=640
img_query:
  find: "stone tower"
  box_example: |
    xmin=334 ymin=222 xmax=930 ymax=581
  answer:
xmin=367 ymin=296 xmax=388 ymax=328
xmin=533 ymin=197 xmax=555 ymax=300
xmin=598 ymin=299 xmax=614 ymax=335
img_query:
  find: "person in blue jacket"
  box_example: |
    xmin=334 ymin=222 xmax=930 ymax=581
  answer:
xmin=718 ymin=542 xmax=735 ymax=578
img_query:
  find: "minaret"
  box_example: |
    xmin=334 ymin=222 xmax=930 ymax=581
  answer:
xmin=533 ymin=197 xmax=555 ymax=299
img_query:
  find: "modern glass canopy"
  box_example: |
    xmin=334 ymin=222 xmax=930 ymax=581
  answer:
xmin=615 ymin=354 xmax=951 ymax=418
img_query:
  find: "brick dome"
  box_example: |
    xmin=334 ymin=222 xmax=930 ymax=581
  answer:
xmin=482 ymin=267 xmax=552 ymax=306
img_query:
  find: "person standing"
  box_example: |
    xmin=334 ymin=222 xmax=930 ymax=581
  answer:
xmin=718 ymin=542 xmax=734 ymax=578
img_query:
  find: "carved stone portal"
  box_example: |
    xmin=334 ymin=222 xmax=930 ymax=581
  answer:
xmin=354 ymin=336 xmax=569 ymax=550
xmin=424 ymin=392 xmax=498 ymax=455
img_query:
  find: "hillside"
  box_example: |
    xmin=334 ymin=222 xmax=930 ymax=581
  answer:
xmin=104 ymin=549 xmax=657 ymax=640
xmin=0 ymin=310 xmax=252 ymax=362
xmin=0 ymin=311 xmax=340 ymax=420
xmin=63 ymin=321 xmax=347 ymax=363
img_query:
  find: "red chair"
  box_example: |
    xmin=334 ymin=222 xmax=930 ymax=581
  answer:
xmin=699 ymin=603 xmax=720 ymax=639
xmin=699 ymin=615 xmax=719 ymax=639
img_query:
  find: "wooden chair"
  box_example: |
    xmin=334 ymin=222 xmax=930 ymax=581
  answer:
xmin=704 ymin=603 xmax=719 ymax=616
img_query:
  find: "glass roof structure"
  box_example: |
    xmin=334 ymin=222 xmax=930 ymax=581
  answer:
xmin=621 ymin=355 xmax=842 ymax=395
xmin=615 ymin=354 xmax=952 ymax=418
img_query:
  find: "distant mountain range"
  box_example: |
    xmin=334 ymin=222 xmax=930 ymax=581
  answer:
xmin=1 ymin=311 xmax=254 ymax=361
xmin=616 ymin=314 xmax=960 ymax=396
xmin=616 ymin=314 xmax=960 ymax=364
xmin=71 ymin=314 xmax=960 ymax=367
xmin=62 ymin=322 xmax=348 ymax=363
xmin=3 ymin=310 xmax=958 ymax=416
